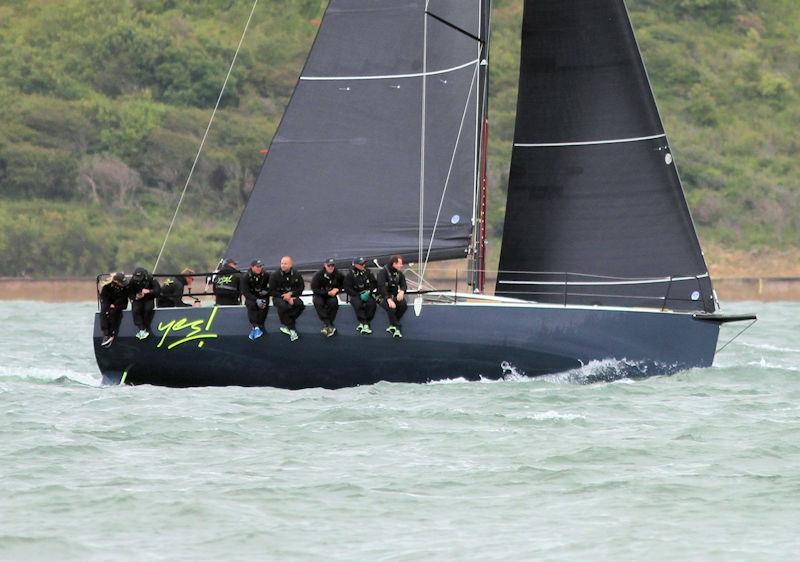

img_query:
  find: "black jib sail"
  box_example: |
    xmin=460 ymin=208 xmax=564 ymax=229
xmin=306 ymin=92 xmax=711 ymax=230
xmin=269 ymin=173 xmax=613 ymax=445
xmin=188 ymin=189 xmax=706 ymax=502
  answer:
xmin=496 ymin=0 xmax=715 ymax=313
xmin=226 ymin=0 xmax=489 ymax=272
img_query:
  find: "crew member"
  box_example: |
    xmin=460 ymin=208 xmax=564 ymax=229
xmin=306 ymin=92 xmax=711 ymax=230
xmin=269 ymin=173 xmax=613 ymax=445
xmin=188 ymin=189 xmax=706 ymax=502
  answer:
xmin=213 ymin=258 xmax=242 ymax=306
xmin=269 ymin=256 xmax=305 ymax=341
xmin=127 ymin=267 xmax=161 ymax=340
xmin=157 ymin=268 xmax=195 ymax=308
xmin=377 ymin=255 xmax=408 ymax=338
xmin=241 ymin=259 xmax=270 ymax=340
xmin=311 ymin=258 xmax=343 ymax=337
xmin=344 ymin=257 xmax=378 ymax=334
xmin=99 ymin=272 xmax=128 ymax=348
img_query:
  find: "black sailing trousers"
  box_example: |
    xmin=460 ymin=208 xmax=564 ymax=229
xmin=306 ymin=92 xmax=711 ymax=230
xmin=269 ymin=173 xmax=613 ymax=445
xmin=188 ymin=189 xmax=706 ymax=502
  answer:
xmin=100 ymin=305 xmax=123 ymax=337
xmin=272 ymin=297 xmax=305 ymax=329
xmin=379 ymin=298 xmax=408 ymax=327
xmin=245 ymin=300 xmax=268 ymax=328
xmin=313 ymin=295 xmax=339 ymax=326
xmin=350 ymin=297 xmax=377 ymax=324
xmin=132 ymin=299 xmax=155 ymax=331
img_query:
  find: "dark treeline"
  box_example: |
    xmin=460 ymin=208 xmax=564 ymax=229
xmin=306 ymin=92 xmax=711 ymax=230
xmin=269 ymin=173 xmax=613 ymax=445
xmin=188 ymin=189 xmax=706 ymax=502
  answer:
xmin=0 ymin=0 xmax=797 ymax=276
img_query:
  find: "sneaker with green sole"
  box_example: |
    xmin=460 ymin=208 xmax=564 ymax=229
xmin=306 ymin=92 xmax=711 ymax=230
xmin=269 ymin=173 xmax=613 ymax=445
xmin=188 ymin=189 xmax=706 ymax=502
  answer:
xmin=279 ymin=326 xmax=291 ymax=336
xmin=361 ymin=324 xmax=372 ymax=334
xmin=289 ymin=330 xmax=299 ymax=342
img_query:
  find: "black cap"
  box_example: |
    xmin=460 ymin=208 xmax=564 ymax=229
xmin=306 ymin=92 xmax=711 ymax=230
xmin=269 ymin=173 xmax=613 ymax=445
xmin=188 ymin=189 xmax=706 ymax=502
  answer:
xmin=251 ymin=259 xmax=264 ymax=267
xmin=224 ymin=258 xmax=238 ymax=267
xmin=325 ymin=258 xmax=335 ymax=266
xmin=354 ymin=257 xmax=366 ymax=265
xmin=112 ymin=272 xmax=125 ymax=283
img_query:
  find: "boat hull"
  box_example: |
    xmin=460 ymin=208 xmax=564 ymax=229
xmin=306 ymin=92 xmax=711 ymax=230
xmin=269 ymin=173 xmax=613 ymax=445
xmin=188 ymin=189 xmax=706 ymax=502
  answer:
xmin=93 ymin=301 xmax=720 ymax=388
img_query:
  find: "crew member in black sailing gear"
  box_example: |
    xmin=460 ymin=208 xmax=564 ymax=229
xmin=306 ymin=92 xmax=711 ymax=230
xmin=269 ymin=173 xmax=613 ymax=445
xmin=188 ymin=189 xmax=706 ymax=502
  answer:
xmin=127 ymin=267 xmax=161 ymax=340
xmin=377 ymin=255 xmax=408 ymax=338
xmin=157 ymin=268 xmax=195 ymax=308
xmin=241 ymin=259 xmax=270 ymax=341
xmin=311 ymin=258 xmax=344 ymax=337
xmin=344 ymin=257 xmax=378 ymax=335
xmin=99 ymin=272 xmax=128 ymax=348
xmin=268 ymin=255 xmax=305 ymax=342
xmin=212 ymin=258 xmax=242 ymax=306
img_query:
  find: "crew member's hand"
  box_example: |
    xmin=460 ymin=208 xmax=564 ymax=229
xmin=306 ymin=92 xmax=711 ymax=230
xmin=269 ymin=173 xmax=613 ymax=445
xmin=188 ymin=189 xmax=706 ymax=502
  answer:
xmin=110 ymin=304 xmax=116 ymax=309
xmin=142 ymin=288 xmax=151 ymax=295
xmin=288 ymin=297 xmax=295 ymax=305
xmin=136 ymin=292 xmax=144 ymax=300
xmin=397 ymin=290 xmax=405 ymax=301
xmin=328 ymin=288 xmax=339 ymax=297
xmin=282 ymin=292 xmax=292 ymax=302
xmin=388 ymin=299 xmax=396 ymax=309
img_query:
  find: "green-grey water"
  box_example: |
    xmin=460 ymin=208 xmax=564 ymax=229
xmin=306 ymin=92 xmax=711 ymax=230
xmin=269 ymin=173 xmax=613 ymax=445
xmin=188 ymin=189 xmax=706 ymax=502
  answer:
xmin=1 ymin=301 xmax=798 ymax=561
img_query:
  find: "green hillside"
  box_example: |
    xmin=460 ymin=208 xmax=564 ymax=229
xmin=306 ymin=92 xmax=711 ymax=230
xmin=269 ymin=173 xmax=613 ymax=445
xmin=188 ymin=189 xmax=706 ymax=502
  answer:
xmin=0 ymin=0 xmax=797 ymax=276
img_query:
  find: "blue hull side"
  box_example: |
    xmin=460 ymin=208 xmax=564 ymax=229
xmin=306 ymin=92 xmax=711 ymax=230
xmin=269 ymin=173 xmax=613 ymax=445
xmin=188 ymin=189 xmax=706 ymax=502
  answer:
xmin=93 ymin=303 xmax=720 ymax=388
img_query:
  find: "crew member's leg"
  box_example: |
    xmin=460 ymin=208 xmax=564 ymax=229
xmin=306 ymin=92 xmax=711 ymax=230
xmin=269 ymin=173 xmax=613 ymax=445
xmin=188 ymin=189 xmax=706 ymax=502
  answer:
xmin=394 ymin=299 xmax=408 ymax=325
xmin=326 ymin=296 xmax=339 ymax=326
xmin=141 ymin=299 xmax=155 ymax=332
xmin=313 ymin=295 xmax=329 ymax=326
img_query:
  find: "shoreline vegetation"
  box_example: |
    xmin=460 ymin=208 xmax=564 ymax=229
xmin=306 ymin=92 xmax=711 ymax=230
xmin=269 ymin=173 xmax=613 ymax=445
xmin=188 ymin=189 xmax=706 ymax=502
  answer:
xmin=0 ymin=0 xmax=798 ymax=278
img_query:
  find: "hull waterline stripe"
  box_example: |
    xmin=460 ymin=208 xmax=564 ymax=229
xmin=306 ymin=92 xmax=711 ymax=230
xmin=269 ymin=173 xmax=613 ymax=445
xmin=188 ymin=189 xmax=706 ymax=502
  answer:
xmin=498 ymin=273 xmax=709 ymax=287
xmin=514 ymin=133 xmax=666 ymax=148
xmin=300 ymin=59 xmax=479 ymax=81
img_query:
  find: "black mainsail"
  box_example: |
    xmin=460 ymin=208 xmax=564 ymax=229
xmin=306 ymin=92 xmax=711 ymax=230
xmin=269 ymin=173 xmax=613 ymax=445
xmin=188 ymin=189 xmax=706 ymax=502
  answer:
xmin=226 ymin=0 xmax=489 ymax=272
xmin=496 ymin=0 xmax=715 ymax=312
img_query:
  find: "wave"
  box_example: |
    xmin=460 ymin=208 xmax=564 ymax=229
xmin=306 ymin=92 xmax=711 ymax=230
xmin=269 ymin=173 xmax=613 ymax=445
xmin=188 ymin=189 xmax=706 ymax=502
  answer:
xmin=428 ymin=358 xmax=678 ymax=386
xmin=0 ymin=367 xmax=101 ymax=387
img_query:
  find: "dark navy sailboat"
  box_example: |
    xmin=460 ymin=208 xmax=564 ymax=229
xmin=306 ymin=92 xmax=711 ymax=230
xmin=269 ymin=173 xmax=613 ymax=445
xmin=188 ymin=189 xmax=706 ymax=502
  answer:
xmin=94 ymin=0 xmax=753 ymax=388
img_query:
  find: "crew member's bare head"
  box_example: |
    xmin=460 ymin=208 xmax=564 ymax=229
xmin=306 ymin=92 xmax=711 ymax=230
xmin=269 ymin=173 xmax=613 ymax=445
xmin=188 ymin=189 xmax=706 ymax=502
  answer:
xmin=280 ymin=256 xmax=293 ymax=272
xmin=390 ymin=255 xmax=403 ymax=269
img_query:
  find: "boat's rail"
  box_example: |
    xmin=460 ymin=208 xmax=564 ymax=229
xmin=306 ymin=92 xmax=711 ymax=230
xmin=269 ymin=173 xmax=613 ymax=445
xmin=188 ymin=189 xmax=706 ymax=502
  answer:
xmin=96 ymin=267 xmax=712 ymax=312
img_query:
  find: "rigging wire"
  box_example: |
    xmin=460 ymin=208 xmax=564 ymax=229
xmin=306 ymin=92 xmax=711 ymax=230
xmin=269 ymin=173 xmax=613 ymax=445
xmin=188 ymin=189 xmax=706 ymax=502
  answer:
xmin=420 ymin=61 xmax=480 ymax=283
xmin=417 ymin=1 xmax=430 ymax=274
xmin=152 ymin=0 xmax=260 ymax=273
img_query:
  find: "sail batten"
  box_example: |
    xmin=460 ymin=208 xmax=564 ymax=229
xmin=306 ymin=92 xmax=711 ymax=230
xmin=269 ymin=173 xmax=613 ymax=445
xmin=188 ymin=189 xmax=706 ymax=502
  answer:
xmin=496 ymin=0 xmax=715 ymax=312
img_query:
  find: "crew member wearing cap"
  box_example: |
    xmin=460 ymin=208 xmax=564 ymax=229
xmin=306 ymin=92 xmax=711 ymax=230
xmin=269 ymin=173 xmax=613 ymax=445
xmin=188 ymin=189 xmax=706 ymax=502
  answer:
xmin=157 ymin=268 xmax=196 ymax=308
xmin=241 ymin=259 xmax=270 ymax=340
xmin=377 ymin=255 xmax=408 ymax=338
xmin=213 ymin=258 xmax=242 ymax=306
xmin=344 ymin=257 xmax=378 ymax=334
xmin=99 ymin=272 xmax=128 ymax=348
xmin=268 ymin=256 xmax=305 ymax=341
xmin=311 ymin=258 xmax=344 ymax=337
xmin=127 ymin=267 xmax=161 ymax=340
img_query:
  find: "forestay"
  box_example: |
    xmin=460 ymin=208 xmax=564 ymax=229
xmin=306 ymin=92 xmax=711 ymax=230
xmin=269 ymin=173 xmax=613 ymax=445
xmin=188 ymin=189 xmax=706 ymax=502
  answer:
xmin=226 ymin=0 xmax=487 ymax=271
xmin=496 ymin=0 xmax=715 ymax=312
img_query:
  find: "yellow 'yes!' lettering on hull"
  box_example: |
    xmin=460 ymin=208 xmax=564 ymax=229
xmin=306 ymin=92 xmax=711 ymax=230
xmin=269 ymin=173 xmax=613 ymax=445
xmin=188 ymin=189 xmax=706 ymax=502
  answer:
xmin=157 ymin=307 xmax=219 ymax=350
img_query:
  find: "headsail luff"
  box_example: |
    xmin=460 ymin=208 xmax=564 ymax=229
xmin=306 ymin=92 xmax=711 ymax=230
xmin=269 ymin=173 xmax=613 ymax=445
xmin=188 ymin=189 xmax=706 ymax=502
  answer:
xmin=496 ymin=0 xmax=715 ymax=312
xmin=226 ymin=0 xmax=487 ymax=271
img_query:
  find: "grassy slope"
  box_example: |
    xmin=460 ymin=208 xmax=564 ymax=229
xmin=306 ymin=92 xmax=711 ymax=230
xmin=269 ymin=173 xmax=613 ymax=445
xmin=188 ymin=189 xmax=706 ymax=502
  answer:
xmin=0 ymin=0 xmax=797 ymax=277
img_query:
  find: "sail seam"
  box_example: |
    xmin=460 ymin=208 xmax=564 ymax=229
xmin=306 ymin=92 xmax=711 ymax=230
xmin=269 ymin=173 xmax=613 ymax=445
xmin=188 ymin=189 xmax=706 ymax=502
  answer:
xmin=515 ymin=133 xmax=666 ymax=148
xmin=300 ymin=58 xmax=479 ymax=81
xmin=498 ymin=273 xmax=709 ymax=287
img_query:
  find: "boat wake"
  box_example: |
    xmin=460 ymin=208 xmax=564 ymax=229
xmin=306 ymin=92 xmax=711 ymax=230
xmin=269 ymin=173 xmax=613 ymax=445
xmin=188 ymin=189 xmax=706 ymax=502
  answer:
xmin=430 ymin=358 xmax=679 ymax=386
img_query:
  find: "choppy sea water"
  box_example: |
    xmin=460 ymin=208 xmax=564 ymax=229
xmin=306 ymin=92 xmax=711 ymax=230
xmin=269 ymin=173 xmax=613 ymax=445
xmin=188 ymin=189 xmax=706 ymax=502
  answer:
xmin=0 ymin=301 xmax=798 ymax=562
